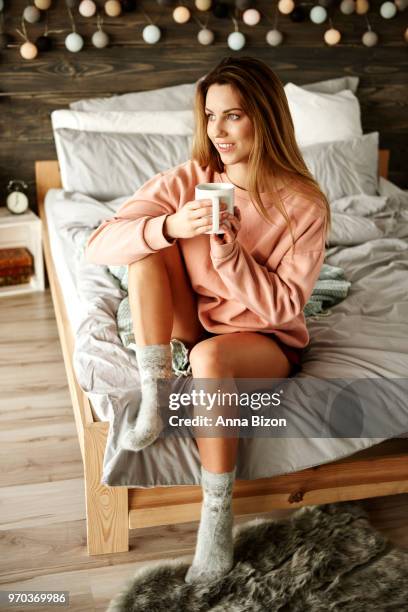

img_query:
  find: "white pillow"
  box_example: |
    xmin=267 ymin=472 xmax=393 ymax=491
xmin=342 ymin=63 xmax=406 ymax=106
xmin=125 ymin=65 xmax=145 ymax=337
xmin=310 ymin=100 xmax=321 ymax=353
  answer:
xmin=69 ymin=76 xmax=359 ymax=113
xmin=70 ymin=82 xmax=197 ymax=112
xmin=51 ymin=109 xmax=194 ymax=135
xmin=284 ymin=83 xmax=362 ymax=148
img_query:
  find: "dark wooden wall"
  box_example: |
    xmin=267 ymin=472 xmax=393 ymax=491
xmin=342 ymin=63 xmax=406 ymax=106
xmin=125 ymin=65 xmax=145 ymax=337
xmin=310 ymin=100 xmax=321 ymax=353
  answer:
xmin=1 ymin=0 xmax=407 ymax=211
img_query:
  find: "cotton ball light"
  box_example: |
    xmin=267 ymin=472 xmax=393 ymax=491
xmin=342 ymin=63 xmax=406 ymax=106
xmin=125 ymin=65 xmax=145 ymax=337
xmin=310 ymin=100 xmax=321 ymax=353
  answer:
xmin=173 ymin=6 xmax=191 ymax=23
xmin=355 ymin=0 xmax=369 ymax=14
xmin=198 ymin=28 xmax=215 ymax=44
xmin=228 ymin=31 xmax=245 ymax=50
xmin=34 ymin=0 xmax=52 ymax=9
xmin=380 ymin=1 xmax=397 ymax=17
xmin=266 ymin=29 xmax=283 ymax=46
xmin=79 ymin=0 xmax=97 ymax=17
xmin=195 ymin=0 xmax=212 ymax=10
xmin=65 ymin=31 xmax=84 ymax=52
xmin=104 ymin=0 xmax=122 ymax=16
xmin=92 ymin=30 xmax=110 ymax=48
xmin=36 ymin=34 xmax=53 ymax=51
xmin=324 ymin=27 xmax=341 ymax=45
xmin=143 ymin=24 xmax=161 ymax=44
xmin=310 ymin=6 xmax=327 ymax=23
xmin=24 ymin=6 xmax=41 ymax=23
xmin=242 ymin=8 xmax=261 ymax=25
xmin=362 ymin=30 xmax=378 ymax=46
xmin=278 ymin=0 xmax=295 ymax=14
xmin=340 ymin=0 xmax=355 ymax=14
xmin=20 ymin=41 xmax=38 ymax=60
xmin=0 ymin=0 xmax=3 ymax=10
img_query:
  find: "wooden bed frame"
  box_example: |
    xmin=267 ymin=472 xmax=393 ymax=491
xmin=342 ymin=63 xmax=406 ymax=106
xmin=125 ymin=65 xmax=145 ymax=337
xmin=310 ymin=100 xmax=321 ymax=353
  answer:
xmin=36 ymin=152 xmax=408 ymax=556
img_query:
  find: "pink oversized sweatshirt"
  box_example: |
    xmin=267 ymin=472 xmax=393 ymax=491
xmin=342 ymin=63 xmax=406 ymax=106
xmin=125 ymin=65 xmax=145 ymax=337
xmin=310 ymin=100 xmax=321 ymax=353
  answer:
xmin=86 ymin=159 xmax=326 ymax=349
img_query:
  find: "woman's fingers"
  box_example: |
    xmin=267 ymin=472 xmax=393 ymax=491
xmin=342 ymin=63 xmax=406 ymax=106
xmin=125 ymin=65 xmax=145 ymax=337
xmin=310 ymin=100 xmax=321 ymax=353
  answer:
xmin=192 ymin=207 xmax=239 ymax=237
xmin=226 ymin=215 xmax=240 ymax=233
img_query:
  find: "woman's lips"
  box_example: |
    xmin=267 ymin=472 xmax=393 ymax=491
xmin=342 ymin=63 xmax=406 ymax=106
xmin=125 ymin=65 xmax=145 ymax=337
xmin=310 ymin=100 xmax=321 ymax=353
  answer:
xmin=215 ymin=143 xmax=236 ymax=153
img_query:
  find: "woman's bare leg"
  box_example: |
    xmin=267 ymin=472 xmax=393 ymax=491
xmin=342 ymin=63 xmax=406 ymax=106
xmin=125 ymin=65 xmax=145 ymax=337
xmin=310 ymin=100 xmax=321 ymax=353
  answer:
xmin=189 ymin=332 xmax=292 ymax=473
xmin=122 ymin=243 xmax=204 ymax=451
xmin=127 ymin=243 xmax=204 ymax=348
xmin=185 ymin=332 xmax=293 ymax=583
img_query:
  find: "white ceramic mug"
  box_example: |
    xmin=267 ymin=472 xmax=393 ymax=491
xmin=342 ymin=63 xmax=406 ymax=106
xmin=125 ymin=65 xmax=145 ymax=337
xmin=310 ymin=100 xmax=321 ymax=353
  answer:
xmin=195 ymin=182 xmax=235 ymax=234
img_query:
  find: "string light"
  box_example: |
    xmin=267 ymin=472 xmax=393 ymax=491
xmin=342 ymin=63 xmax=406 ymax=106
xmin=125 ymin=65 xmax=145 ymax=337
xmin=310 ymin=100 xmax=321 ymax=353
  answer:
xmin=92 ymin=11 xmax=110 ymax=47
xmin=16 ymin=17 xmax=38 ymax=59
xmin=228 ymin=15 xmax=246 ymax=49
xmin=140 ymin=7 xmax=162 ymax=43
xmin=362 ymin=14 xmax=379 ymax=45
xmin=65 ymin=4 xmax=84 ymax=51
xmin=265 ymin=5 xmax=284 ymax=46
xmin=3 ymin=0 xmax=407 ymax=57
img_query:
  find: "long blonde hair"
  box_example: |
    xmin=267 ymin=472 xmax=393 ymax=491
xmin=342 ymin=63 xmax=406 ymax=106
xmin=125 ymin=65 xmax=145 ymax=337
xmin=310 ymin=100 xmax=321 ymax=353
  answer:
xmin=192 ymin=56 xmax=331 ymax=250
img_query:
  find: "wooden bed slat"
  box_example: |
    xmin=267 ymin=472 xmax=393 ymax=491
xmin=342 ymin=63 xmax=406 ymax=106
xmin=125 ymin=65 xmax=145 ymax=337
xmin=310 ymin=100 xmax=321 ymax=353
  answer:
xmin=378 ymin=149 xmax=389 ymax=181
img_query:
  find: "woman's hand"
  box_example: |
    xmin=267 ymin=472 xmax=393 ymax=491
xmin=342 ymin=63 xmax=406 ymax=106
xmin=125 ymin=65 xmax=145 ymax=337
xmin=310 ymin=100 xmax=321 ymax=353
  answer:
xmin=165 ymin=200 xmax=229 ymax=240
xmin=211 ymin=206 xmax=241 ymax=246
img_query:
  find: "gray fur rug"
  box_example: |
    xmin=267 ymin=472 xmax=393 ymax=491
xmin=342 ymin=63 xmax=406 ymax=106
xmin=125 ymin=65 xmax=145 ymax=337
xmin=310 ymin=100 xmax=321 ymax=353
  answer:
xmin=107 ymin=502 xmax=408 ymax=612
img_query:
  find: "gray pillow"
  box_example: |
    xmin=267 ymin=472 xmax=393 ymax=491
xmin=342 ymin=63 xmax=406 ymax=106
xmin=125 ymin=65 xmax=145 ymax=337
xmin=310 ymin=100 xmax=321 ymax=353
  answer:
xmin=54 ymin=129 xmax=192 ymax=200
xmin=69 ymin=76 xmax=359 ymax=113
xmin=301 ymin=132 xmax=379 ymax=202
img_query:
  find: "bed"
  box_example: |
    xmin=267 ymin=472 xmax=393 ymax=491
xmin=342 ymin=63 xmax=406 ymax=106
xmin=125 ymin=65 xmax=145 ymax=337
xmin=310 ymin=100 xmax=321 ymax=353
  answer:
xmin=36 ymin=79 xmax=408 ymax=555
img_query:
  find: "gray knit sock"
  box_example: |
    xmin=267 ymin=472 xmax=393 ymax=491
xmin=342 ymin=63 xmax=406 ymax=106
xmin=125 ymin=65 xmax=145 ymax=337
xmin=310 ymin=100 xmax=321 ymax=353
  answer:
xmin=122 ymin=343 xmax=172 ymax=452
xmin=185 ymin=465 xmax=236 ymax=584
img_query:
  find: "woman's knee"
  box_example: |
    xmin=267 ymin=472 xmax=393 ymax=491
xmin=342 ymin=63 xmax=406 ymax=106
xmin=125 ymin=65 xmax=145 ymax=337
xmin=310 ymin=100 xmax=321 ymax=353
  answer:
xmin=127 ymin=252 xmax=165 ymax=283
xmin=189 ymin=337 xmax=231 ymax=376
xmin=161 ymin=242 xmax=187 ymax=278
xmin=128 ymin=244 xmax=185 ymax=282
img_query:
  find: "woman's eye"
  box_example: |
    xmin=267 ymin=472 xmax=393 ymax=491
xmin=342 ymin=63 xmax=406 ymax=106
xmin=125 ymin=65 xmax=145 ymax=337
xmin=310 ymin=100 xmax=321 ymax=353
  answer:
xmin=205 ymin=113 xmax=240 ymax=121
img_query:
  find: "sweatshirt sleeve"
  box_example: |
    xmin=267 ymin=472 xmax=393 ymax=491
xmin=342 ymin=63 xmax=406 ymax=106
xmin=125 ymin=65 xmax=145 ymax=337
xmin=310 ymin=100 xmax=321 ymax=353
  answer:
xmin=210 ymin=212 xmax=326 ymax=326
xmin=85 ymin=172 xmax=178 ymax=265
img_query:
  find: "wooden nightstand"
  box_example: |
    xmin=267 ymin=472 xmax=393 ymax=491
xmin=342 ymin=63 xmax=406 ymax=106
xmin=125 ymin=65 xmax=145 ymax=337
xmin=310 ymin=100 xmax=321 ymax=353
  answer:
xmin=0 ymin=208 xmax=45 ymax=297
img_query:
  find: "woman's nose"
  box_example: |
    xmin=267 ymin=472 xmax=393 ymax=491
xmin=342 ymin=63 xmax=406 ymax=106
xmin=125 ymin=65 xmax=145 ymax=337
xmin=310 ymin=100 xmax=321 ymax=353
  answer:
xmin=214 ymin=122 xmax=227 ymax=137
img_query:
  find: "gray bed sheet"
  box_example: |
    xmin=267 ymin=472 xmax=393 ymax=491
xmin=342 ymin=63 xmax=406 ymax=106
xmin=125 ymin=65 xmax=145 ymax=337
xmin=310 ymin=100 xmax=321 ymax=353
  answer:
xmin=44 ymin=178 xmax=408 ymax=487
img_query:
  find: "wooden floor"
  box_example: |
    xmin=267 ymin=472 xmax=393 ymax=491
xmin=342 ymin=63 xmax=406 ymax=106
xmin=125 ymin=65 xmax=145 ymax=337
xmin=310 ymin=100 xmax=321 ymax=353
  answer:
xmin=0 ymin=290 xmax=407 ymax=611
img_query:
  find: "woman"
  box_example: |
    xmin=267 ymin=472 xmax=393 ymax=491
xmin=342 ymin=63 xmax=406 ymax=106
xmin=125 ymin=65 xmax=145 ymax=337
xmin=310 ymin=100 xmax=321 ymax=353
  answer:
xmin=86 ymin=56 xmax=331 ymax=584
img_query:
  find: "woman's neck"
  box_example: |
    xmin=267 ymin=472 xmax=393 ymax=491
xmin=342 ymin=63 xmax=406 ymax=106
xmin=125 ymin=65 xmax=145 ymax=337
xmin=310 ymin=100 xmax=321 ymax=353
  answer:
xmin=224 ymin=164 xmax=250 ymax=191
xmin=224 ymin=164 xmax=287 ymax=192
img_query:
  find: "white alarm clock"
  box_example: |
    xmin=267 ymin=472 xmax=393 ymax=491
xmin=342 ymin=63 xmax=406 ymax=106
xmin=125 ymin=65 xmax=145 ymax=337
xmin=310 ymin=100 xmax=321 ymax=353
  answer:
xmin=6 ymin=180 xmax=29 ymax=215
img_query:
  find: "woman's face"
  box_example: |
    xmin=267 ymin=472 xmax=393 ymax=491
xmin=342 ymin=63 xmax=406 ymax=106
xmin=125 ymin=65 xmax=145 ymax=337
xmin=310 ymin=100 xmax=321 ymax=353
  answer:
xmin=205 ymin=83 xmax=254 ymax=167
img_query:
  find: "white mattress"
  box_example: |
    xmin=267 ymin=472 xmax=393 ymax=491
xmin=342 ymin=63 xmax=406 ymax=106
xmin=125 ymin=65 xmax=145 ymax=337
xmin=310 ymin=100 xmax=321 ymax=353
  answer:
xmin=44 ymin=189 xmax=127 ymax=332
xmin=45 ymin=190 xmax=86 ymax=332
